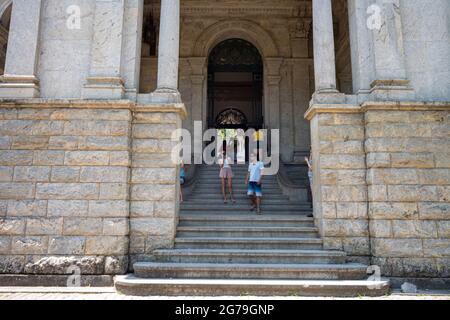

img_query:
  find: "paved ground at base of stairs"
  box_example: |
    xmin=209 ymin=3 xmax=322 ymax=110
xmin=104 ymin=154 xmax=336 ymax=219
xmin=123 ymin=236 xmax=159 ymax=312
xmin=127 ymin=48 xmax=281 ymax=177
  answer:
xmin=0 ymin=287 xmax=449 ymax=300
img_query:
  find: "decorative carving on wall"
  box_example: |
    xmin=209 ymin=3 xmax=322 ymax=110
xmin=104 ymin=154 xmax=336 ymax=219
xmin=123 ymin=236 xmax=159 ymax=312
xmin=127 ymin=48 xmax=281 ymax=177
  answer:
xmin=193 ymin=19 xmax=279 ymax=57
xmin=144 ymin=0 xmax=312 ymax=18
xmin=216 ymin=108 xmax=248 ymax=126
xmin=289 ymin=18 xmax=312 ymax=39
xmin=209 ymin=38 xmax=262 ymax=71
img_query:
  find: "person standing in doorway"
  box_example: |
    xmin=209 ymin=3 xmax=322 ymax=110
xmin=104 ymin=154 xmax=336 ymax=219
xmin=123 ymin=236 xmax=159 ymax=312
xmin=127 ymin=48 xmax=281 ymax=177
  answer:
xmin=246 ymin=153 xmax=264 ymax=214
xmin=305 ymin=148 xmax=314 ymax=217
xmin=219 ymin=150 xmax=235 ymax=204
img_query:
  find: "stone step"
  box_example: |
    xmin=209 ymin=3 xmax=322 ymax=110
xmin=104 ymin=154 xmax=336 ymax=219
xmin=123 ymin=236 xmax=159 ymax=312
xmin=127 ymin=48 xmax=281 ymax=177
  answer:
xmin=179 ymin=214 xmax=315 ymax=227
xmin=200 ymin=166 xmax=249 ymax=170
xmin=182 ymin=199 xmax=308 ymax=205
xmin=197 ymin=174 xmax=280 ymax=182
xmin=132 ymin=262 xmax=369 ymax=280
xmin=194 ymin=183 xmax=281 ymax=192
xmin=174 ymin=237 xmax=323 ymax=250
xmin=186 ymin=194 xmax=291 ymax=200
xmin=180 ymin=204 xmax=312 ymax=211
xmin=115 ymin=275 xmax=390 ymax=297
xmin=179 ymin=210 xmax=312 ymax=215
xmin=176 ymin=226 xmax=320 ymax=238
xmin=195 ymin=181 xmax=280 ymax=187
xmin=151 ymin=248 xmax=346 ymax=264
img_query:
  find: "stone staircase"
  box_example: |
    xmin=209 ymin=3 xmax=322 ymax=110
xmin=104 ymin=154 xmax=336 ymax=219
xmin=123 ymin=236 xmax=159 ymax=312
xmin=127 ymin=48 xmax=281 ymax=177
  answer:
xmin=115 ymin=164 xmax=389 ymax=296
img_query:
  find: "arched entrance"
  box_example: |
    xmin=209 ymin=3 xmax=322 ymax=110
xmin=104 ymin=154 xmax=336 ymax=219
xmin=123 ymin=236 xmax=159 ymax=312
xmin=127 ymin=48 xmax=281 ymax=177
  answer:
xmin=207 ymin=38 xmax=263 ymax=130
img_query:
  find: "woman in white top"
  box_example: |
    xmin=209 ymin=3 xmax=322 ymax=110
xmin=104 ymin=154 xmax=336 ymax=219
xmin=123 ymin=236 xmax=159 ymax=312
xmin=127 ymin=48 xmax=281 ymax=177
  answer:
xmin=219 ymin=150 xmax=235 ymax=204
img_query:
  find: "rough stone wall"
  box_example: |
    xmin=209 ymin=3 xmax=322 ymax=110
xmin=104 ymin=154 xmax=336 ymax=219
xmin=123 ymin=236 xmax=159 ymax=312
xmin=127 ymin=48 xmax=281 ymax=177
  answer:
xmin=311 ymin=112 xmax=370 ymax=264
xmin=129 ymin=110 xmax=180 ymax=267
xmin=366 ymin=108 xmax=450 ymax=278
xmin=0 ymin=105 xmax=131 ymax=275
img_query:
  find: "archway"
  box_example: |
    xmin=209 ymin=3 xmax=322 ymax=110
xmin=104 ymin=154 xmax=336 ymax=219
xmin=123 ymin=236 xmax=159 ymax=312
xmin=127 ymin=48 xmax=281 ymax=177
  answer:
xmin=207 ymin=38 xmax=263 ymax=130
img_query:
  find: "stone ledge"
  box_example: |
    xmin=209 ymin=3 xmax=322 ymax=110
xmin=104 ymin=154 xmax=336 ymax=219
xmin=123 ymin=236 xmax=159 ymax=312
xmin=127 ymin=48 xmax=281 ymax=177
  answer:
xmin=362 ymin=101 xmax=450 ymax=111
xmin=305 ymin=100 xmax=450 ymax=120
xmin=304 ymin=104 xmax=361 ymax=120
xmin=0 ymin=99 xmax=187 ymax=118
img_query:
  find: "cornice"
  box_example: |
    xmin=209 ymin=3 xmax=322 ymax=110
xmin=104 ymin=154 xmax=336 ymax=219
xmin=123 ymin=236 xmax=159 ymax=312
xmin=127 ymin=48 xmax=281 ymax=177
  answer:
xmin=144 ymin=1 xmax=312 ymax=18
xmin=304 ymin=101 xmax=450 ymax=120
xmin=0 ymin=99 xmax=188 ymax=118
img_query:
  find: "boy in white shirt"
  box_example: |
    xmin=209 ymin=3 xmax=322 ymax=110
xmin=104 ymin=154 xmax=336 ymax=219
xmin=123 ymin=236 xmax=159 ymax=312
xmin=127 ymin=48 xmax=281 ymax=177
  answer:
xmin=245 ymin=153 xmax=264 ymax=214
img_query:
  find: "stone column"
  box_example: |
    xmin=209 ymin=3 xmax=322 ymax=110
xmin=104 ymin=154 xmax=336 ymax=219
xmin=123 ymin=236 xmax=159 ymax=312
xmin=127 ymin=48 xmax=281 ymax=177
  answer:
xmin=82 ymin=0 xmax=126 ymax=99
xmin=121 ymin=0 xmax=144 ymax=100
xmin=188 ymin=57 xmax=206 ymax=164
xmin=369 ymin=0 xmax=414 ymax=100
xmin=292 ymin=60 xmax=312 ymax=160
xmin=150 ymin=0 xmax=181 ymax=103
xmin=0 ymin=0 xmax=43 ymax=98
xmin=265 ymin=58 xmax=283 ymax=130
xmin=311 ymin=0 xmax=344 ymax=104
xmin=188 ymin=57 xmax=206 ymax=126
xmin=347 ymin=0 xmax=375 ymax=98
xmin=289 ymin=18 xmax=313 ymax=160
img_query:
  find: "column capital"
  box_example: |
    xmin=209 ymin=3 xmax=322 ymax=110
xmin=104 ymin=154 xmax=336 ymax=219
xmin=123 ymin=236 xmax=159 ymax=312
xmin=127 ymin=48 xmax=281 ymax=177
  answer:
xmin=190 ymin=75 xmax=205 ymax=86
xmin=267 ymin=75 xmax=282 ymax=86
xmin=188 ymin=57 xmax=207 ymax=76
xmin=265 ymin=58 xmax=283 ymax=76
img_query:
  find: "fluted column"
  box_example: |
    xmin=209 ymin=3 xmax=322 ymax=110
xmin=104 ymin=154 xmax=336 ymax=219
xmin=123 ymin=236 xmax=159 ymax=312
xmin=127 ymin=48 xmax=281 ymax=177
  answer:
xmin=311 ymin=0 xmax=344 ymax=103
xmin=0 ymin=0 xmax=43 ymax=98
xmin=151 ymin=0 xmax=181 ymax=103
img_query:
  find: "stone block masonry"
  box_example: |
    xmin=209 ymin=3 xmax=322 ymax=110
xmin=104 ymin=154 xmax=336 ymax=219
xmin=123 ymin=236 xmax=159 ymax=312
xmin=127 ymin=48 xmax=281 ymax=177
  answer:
xmin=0 ymin=101 xmax=186 ymax=276
xmin=307 ymin=102 xmax=450 ymax=278
xmin=129 ymin=109 xmax=181 ymax=267
xmin=310 ymin=113 xmax=370 ymax=264
xmin=365 ymin=106 xmax=450 ymax=279
xmin=0 ymin=103 xmax=132 ymax=275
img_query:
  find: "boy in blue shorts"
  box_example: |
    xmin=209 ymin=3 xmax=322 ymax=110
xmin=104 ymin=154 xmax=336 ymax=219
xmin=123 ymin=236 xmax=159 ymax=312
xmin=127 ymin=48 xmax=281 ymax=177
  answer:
xmin=245 ymin=153 xmax=264 ymax=214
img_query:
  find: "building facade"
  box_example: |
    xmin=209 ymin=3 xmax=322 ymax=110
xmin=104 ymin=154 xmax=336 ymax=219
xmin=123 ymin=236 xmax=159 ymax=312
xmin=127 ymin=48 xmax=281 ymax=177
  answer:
xmin=0 ymin=0 xmax=449 ymax=290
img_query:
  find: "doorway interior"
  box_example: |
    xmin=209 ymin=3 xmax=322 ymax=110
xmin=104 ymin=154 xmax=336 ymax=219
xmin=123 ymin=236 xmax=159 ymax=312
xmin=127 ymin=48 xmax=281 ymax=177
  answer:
xmin=207 ymin=38 xmax=264 ymax=161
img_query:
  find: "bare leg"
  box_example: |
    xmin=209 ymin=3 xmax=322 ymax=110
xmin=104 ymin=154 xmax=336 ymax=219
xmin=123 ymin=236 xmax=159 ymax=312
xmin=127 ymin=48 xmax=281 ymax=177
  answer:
xmin=180 ymin=186 xmax=184 ymax=203
xmin=250 ymin=195 xmax=256 ymax=210
xmin=256 ymin=197 xmax=261 ymax=214
xmin=228 ymin=177 xmax=235 ymax=203
xmin=221 ymin=177 xmax=227 ymax=203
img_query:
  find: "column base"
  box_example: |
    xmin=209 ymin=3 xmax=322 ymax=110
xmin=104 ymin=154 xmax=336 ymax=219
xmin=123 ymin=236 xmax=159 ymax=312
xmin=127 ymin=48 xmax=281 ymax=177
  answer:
xmin=146 ymin=88 xmax=182 ymax=104
xmin=0 ymin=75 xmax=40 ymax=98
xmin=82 ymin=77 xmax=125 ymax=100
xmin=311 ymin=89 xmax=346 ymax=105
xmin=369 ymin=79 xmax=415 ymax=101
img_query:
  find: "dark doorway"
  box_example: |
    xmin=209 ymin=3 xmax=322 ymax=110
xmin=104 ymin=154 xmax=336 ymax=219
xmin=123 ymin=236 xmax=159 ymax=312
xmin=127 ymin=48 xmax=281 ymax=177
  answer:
xmin=207 ymin=38 xmax=263 ymax=130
